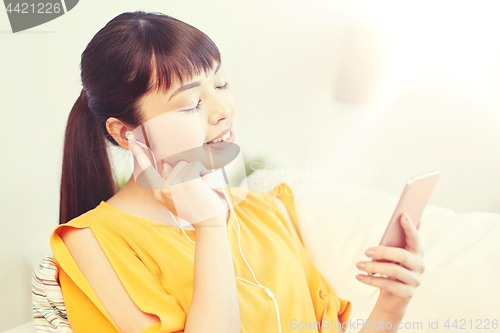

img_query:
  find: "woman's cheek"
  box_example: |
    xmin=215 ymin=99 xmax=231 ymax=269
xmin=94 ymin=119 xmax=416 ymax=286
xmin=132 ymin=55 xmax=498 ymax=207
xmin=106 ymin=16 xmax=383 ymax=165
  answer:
xmin=226 ymin=89 xmax=238 ymax=114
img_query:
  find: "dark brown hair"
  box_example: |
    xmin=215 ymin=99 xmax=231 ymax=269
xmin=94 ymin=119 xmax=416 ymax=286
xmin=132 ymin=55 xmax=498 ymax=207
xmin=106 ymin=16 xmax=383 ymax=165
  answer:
xmin=59 ymin=11 xmax=221 ymax=224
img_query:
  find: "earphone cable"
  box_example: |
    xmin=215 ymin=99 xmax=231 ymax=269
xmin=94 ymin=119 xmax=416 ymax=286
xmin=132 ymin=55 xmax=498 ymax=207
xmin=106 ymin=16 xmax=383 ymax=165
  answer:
xmin=165 ymin=170 xmax=282 ymax=333
xmin=343 ymin=288 xmax=379 ymax=333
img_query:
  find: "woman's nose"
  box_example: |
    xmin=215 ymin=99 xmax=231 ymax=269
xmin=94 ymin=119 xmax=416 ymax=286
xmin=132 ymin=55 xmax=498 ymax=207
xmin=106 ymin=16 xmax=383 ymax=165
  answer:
xmin=207 ymin=100 xmax=232 ymax=125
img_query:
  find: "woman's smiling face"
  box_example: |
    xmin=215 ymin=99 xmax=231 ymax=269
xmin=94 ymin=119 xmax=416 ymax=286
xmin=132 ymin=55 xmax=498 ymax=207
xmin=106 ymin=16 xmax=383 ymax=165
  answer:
xmin=137 ymin=60 xmax=237 ymax=146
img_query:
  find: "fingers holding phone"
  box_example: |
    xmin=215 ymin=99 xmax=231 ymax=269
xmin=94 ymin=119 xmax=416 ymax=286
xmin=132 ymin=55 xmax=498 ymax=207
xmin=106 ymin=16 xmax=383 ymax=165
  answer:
xmin=356 ymin=214 xmax=426 ymax=314
xmin=366 ymin=212 xmax=422 ymax=276
xmin=354 ymin=171 xmax=437 ymax=315
xmin=399 ymin=212 xmax=424 ymax=259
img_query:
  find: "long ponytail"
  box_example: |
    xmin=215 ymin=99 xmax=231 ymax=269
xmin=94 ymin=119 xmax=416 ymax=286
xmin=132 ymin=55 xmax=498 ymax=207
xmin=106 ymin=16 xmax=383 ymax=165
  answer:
xmin=59 ymin=89 xmax=116 ymax=224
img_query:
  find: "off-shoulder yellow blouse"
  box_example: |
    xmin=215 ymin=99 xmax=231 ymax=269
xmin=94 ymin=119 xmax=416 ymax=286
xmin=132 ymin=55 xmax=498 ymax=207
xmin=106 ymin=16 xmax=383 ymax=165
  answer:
xmin=50 ymin=182 xmax=351 ymax=333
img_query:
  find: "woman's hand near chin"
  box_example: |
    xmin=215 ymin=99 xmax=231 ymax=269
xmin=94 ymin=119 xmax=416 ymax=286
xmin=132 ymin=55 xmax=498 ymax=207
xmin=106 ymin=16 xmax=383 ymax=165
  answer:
xmin=128 ymin=140 xmax=227 ymax=228
xmin=356 ymin=213 xmax=425 ymax=319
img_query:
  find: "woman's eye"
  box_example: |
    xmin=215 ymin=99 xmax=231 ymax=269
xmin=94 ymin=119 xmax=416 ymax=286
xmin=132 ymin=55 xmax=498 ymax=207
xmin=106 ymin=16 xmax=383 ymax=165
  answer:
xmin=184 ymin=100 xmax=201 ymax=113
xmin=217 ymin=82 xmax=229 ymax=90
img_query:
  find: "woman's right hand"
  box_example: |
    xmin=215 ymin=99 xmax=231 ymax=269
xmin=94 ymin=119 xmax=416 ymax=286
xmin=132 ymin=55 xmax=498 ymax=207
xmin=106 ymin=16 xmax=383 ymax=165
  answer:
xmin=128 ymin=140 xmax=227 ymax=228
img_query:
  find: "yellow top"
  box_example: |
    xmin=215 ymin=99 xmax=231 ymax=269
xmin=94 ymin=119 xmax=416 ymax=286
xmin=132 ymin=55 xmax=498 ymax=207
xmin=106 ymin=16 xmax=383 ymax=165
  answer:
xmin=50 ymin=182 xmax=351 ymax=333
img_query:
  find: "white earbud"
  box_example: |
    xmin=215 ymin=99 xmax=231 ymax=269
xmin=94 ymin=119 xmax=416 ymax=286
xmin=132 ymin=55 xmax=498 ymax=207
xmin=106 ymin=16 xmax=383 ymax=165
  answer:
xmin=126 ymin=130 xmax=158 ymax=171
xmin=125 ymin=130 xmax=134 ymax=140
xmin=125 ymin=130 xmax=149 ymax=149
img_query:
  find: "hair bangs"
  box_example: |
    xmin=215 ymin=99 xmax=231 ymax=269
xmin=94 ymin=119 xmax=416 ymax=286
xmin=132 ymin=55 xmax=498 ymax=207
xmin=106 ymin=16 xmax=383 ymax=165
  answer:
xmin=138 ymin=15 xmax=221 ymax=95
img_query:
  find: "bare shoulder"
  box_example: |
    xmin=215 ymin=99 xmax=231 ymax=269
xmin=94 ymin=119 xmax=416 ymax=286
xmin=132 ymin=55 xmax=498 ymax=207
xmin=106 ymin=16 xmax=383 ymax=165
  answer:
xmin=272 ymin=196 xmax=300 ymax=240
xmin=59 ymin=226 xmax=160 ymax=333
xmin=59 ymin=227 xmax=100 ymax=267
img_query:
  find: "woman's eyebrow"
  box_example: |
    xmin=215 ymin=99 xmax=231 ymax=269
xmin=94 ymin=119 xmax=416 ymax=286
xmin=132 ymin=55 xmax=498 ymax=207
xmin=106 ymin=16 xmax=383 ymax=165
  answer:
xmin=169 ymin=82 xmax=200 ymax=101
xmin=168 ymin=61 xmax=222 ymax=101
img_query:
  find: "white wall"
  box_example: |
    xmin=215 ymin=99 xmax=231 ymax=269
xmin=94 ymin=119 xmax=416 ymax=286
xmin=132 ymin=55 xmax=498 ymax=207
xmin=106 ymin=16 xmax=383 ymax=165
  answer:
xmin=1 ymin=0 xmax=500 ymax=330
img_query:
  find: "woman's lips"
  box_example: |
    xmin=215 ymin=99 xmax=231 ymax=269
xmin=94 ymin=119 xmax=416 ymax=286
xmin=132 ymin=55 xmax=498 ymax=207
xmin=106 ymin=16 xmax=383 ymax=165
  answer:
xmin=207 ymin=122 xmax=233 ymax=143
xmin=203 ymin=130 xmax=235 ymax=150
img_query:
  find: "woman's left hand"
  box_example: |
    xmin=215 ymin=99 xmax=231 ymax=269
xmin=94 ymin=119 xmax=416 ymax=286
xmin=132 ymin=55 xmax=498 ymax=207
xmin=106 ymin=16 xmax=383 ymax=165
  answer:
xmin=355 ymin=213 xmax=425 ymax=317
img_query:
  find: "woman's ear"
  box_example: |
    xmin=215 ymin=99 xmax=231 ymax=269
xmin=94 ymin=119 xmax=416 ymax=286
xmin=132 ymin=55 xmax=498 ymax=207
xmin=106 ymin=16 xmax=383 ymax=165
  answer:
xmin=106 ymin=117 xmax=130 ymax=150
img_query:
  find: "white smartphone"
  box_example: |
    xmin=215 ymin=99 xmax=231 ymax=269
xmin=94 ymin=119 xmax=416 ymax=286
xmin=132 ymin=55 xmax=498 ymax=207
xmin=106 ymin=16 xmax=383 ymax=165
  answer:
xmin=373 ymin=171 xmax=440 ymax=264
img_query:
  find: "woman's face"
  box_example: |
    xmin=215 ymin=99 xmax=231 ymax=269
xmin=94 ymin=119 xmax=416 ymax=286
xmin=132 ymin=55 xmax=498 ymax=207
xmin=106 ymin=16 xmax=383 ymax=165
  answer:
xmin=137 ymin=60 xmax=237 ymax=146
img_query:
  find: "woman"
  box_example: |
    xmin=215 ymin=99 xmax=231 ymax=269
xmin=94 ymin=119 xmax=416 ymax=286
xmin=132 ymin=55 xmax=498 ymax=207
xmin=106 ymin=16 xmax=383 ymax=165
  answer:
xmin=51 ymin=10 xmax=425 ymax=333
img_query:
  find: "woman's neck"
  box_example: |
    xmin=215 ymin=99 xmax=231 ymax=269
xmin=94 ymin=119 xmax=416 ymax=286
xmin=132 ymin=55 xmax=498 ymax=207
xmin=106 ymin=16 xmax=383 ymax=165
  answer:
xmin=106 ymin=175 xmax=229 ymax=227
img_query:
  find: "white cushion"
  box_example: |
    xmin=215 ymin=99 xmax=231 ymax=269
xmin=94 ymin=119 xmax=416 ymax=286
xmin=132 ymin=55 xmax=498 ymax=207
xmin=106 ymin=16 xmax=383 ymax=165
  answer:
xmin=242 ymin=169 xmax=500 ymax=332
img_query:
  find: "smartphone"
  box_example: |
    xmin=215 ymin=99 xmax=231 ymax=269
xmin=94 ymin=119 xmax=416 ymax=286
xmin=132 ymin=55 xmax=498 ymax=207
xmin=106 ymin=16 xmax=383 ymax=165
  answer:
xmin=373 ymin=171 xmax=440 ymax=264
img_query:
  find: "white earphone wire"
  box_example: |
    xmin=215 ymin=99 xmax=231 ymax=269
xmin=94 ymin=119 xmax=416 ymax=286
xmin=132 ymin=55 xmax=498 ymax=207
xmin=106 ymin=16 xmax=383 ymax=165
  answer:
xmin=343 ymin=288 xmax=379 ymax=333
xmin=165 ymin=168 xmax=282 ymax=333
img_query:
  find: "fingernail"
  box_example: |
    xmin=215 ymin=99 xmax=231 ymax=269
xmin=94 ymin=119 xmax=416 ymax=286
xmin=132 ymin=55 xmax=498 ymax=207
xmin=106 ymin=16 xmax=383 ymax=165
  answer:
xmin=356 ymin=274 xmax=365 ymax=280
xmin=365 ymin=249 xmax=375 ymax=257
xmin=356 ymin=262 xmax=366 ymax=269
xmin=402 ymin=213 xmax=409 ymax=224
